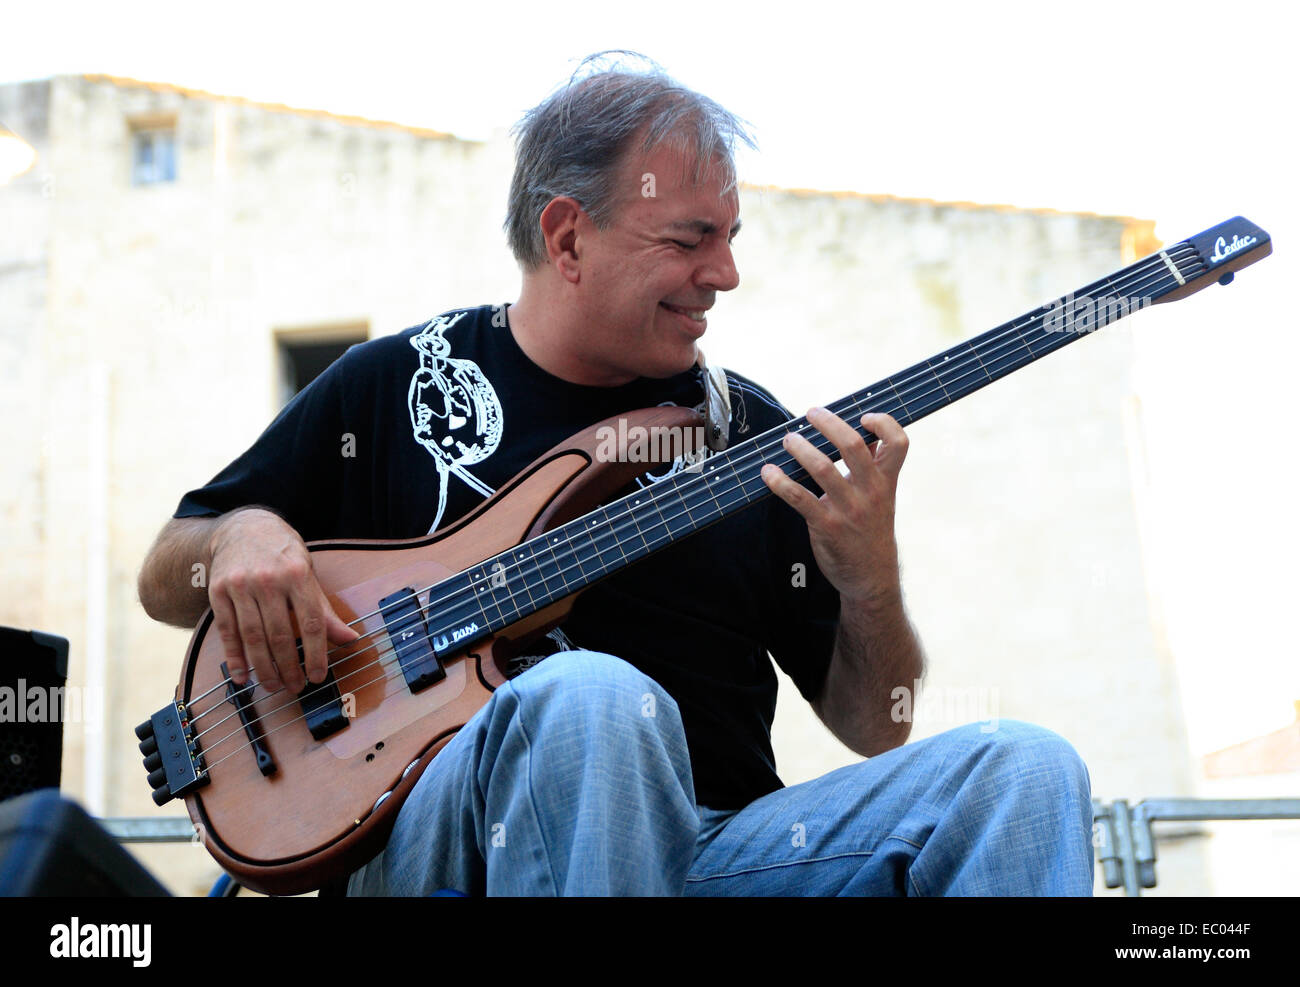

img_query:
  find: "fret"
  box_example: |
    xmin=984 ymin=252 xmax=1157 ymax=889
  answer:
xmin=534 ymin=541 xmax=564 ymax=601
xmin=621 ymin=499 xmax=652 ymax=556
xmin=632 ymin=490 xmax=673 ymax=552
xmin=698 ymin=457 xmax=729 ymax=517
xmin=695 ymin=469 xmax=726 ymax=527
xmin=934 ymin=343 xmax=983 ymax=406
xmin=670 ymin=472 xmax=702 ymax=529
xmin=599 ymin=502 xmax=635 ymax=566
xmin=886 ymin=376 xmax=913 ymax=422
xmin=470 ymin=561 xmax=509 ymax=633
xmin=1013 ymin=318 xmax=1038 ymax=362
xmin=507 ymin=543 xmax=543 ymax=614
xmin=596 ymin=503 xmax=629 ymax=568
xmin=979 ymin=320 xmax=1030 ymax=378
xmin=488 ymin=549 xmax=526 ymax=625
xmin=622 ymin=513 xmax=652 ymax=564
xmin=1025 ymin=309 xmax=1058 ymax=358
xmin=772 ymin=425 xmax=807 ymax=483
xmin=541 ymin=532 xmax=573 ymax=600
xmin=444 ymin=579 xmax=488 ymax=639
xmin=686 ymin=468 xmax=722 ymax=527
xmin=721 ymin=455 xmax=761 ymax=511
xmin=574 ymin=507 xmax=614 ymax=580
xmin=925 ymin=356 xmax=954 ymax=407
xmin=966 ymin=339 xmax=994 ymax=384
xmin=455 ymin=577 xmax=490 ymax=634
xmin=1101 ymin=272 xmax=1125 ymax=306
xmin=457 ymin=572 xmax=495 ymax=637
xmin=557 ymin=520 xmax=590 ymax=585
xmin=720 ymin=455 xmax=757 ymax=507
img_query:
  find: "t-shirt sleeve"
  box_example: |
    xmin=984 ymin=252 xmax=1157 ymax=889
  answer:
xmin=173 ymin=348 xmax=355 ymax=540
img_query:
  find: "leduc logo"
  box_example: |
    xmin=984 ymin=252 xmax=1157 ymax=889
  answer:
xmin=1210 ymin=233 xmax=1256 ymax=264
xmin=49 ymin=917 xmax=151 ymax=967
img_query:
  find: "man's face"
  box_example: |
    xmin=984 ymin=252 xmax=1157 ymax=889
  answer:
xmin=572 ymin=141 xmax=741 ymax=382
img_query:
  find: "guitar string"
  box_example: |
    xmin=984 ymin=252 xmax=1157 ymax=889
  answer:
xmin=184 ymin=248 xmax=1191 ymax=748
xmin=186 ymin=252 xmax=1193 ymax=760
xmin=185 ymin=248 xmax=1191 ymax=752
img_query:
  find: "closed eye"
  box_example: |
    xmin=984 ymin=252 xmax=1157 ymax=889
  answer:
xmin=671 ymin=239 xmax=701 ymax=249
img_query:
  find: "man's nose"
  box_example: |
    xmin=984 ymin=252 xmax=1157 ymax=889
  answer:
xmin=699 ymin=240 xmax=740 ymax=293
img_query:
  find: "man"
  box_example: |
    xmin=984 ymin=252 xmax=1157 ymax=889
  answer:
xmin=138 ymin=57 xmax=1094 ymax=895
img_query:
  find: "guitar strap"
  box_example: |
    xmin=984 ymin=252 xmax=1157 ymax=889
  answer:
xmin=695 ymin=349 xmax=731 ymax=452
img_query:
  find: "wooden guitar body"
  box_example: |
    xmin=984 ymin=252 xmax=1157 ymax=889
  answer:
xmin=174 ymin=405 xmax=704 ymax=896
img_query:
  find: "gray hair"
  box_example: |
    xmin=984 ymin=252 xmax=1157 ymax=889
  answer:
xmin=505 ymin=52 xmax=756 ymax=269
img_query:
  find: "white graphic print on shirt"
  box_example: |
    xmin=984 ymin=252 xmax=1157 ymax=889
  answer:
xmin=407 ymin=312 xmax=505 ymax=533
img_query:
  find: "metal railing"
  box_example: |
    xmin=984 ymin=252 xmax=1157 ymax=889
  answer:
xmin=1092 ymin=797 xmax=1300 ymax=896
xmin=99 ymin=816 xmax=197 ymax=843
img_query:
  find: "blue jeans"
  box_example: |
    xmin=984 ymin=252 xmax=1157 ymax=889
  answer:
xmin=346 ymin=651 xmax=1094 ymax=896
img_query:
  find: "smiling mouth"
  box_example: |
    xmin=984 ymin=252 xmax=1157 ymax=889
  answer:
xmin=660 ymin=302 xmax=709 ymax=325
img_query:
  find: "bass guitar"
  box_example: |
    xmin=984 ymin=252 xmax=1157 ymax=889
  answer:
xmin=135 ymin=215 xmax=1272 ymax=895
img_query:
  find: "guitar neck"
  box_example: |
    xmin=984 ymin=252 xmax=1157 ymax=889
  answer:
xmin=425 ymin=216 xmax=1271 ymax=647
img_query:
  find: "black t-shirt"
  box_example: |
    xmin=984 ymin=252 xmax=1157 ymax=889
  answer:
xmin=176 ymin=304 xmax=841 ymax=808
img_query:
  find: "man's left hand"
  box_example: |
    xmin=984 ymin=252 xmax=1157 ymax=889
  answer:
xmin=760 ymin=408 xmax=908 ymax=604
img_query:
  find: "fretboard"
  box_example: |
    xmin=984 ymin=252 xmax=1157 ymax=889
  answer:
xmin=416 ymin=217 xmax=1268 ymax=652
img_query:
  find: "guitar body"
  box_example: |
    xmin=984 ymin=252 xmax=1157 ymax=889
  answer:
xmin=175 ymin=405 xmax=704 ymax=896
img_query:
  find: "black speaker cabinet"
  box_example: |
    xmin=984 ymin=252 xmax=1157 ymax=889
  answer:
xmin=0 ymin=788 xmax=169 ymax=896
xmin=0 ymin=627 xmax=70 ymax=801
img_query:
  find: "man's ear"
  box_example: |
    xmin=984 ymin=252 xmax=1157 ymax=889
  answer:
xmin=538 ymin=196 xmax=584 ymax=283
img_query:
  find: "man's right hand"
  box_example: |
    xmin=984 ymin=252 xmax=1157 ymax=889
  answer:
xmin=206 ymin=509 xmax=359 ymax=694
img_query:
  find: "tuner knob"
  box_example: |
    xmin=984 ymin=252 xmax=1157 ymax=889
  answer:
xmin=135 ymin=720 xmax=154 ymax=741
xmin=147 ymin=768 xmax=169 ymax=789
xmin=1218 ymin=271 xmax=1235 ymax=286
xmin=143 ymin=751 xmax=163 ymax=772
xmin=138 ymin=735 xmax=158 ymax=757
xmin=151 ymin=787 xmax=173 ymax=807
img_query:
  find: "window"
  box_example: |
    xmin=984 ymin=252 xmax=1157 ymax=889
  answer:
xmin=131 ymin=127 xmax=176 ymax=185
xmin=276 ymin=326 xmax=369 ymax=407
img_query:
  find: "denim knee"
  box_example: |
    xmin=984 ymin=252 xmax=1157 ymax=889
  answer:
xmin=505 ymin=649 xmax=684 ymax=736
xmin=966 ymin=719 xmax=1092 ymax=801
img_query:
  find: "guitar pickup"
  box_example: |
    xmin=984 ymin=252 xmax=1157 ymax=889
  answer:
xmin=379 ymin=587 xmax=447 ymax=693
xmin=135 ymin=703 xmax=210 ymax=806
xmin=221 ymin=662 xmax=275 ymax=776
xmin=296 ymin=643 xmax=350 ymax=741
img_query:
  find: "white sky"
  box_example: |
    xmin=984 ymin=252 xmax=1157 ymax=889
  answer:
xmin=6 ymin=0 xmax=1298 ymax=750
xmin=7 ymin=0 xmax=1295 ymax=234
